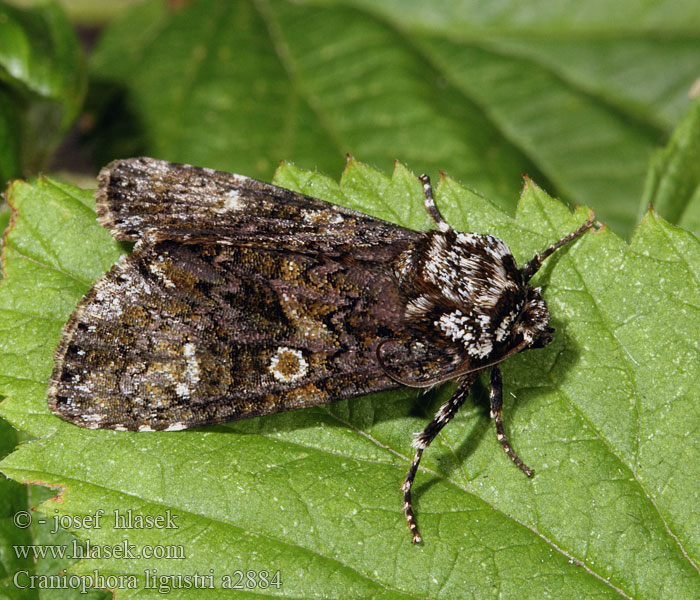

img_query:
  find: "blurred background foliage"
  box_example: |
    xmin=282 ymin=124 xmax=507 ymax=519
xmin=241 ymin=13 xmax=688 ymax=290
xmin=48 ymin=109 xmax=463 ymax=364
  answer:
xmin=1 ymin=0 xmax=700 ymax=238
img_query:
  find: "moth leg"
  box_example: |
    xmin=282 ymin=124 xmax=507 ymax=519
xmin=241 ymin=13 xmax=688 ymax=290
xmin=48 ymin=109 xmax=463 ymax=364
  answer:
xmin=490 ymin=366 xmax=534 ymax=477
xmin=521 ymin=218 xmax=594 ymax=281
xmin=419 ymin=174 xmax=452 ymax=233
xmin=403 ymin=373 xmax=476 ymax=543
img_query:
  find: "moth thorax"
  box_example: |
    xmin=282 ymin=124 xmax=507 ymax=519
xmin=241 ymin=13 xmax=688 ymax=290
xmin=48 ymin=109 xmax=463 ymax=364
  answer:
xmin=433 ymin=308 xmax=496 ymax=359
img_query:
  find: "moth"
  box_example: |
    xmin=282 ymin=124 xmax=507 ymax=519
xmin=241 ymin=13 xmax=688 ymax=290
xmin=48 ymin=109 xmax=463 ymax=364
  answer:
xmin=49 ymin=157 xmax=594 ymax=543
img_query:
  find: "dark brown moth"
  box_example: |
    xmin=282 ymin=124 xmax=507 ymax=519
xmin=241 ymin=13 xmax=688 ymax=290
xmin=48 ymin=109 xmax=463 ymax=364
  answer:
xmin=49 ymin=157 xmax=594 ymax=543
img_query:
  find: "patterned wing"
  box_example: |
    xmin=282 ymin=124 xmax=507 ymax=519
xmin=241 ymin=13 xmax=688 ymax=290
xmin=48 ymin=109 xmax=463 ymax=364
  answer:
xmin=49 ymin=241 xmax=455 ymax=431
xmin=96 ymin=157 xmax=420 ymax=256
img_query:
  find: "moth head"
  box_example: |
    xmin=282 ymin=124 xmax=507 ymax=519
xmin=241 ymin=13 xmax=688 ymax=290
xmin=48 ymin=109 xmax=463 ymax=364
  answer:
xmin=387 ymin=190 xmax=593 ymax=386
xmin=392 ymin=230 xmax=562 ymax=386
xmin=508 ymin=285 xmax=554 ymax=351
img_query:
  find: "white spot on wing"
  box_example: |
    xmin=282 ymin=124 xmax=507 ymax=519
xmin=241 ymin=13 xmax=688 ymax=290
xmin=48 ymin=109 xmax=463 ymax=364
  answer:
xmin=301 ymin=208 xmax=345 ymax=224
xmin=217 ymin=189 xmax=243 ymax=213
xmin=165 ymin=422 xmax=187 ymax=431
xmin=175 ymin=342 xmax=201 ymax=398
xmin=148 ymin=256 xmax=176 ymax=288
xmin=269 ymin=347 xmax=308 ymax=383
xmin=81 ymin=413 xmax=103 ymax=424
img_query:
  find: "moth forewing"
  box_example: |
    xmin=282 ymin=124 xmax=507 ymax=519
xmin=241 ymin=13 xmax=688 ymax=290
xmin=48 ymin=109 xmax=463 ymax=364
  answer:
xmin=95 ymin=157 xmax=420 ymax=254
xmin=49 ymin=158 xmax=594 ymax=544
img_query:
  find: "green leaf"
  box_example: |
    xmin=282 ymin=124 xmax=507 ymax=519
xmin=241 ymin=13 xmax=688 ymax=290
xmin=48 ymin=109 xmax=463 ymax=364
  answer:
xmin=0 ymin=206 xmax=10 ymax=259
xmin=87 ymin=0 xmax=700 ymax=237
xmin=1 ymin=162 xmax=699 ymax=598
xmin=641 ymin=97 xmax=700 ymax=239
xmin=0 ymin=418 xmax=35 ymax=600
xmin=0 ymin=177 xmax=125 ymax=434
xmin=0 ymin=0 xmax=86 ymax=181
xmin=0 ymin=416 xmax=110 ymax=600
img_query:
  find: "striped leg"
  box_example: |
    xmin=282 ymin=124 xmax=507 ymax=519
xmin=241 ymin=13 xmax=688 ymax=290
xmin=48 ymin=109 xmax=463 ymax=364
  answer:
xmin=520 ymin=218 xmax=595 ymax=282
xmin=490 ymin=366 xmax=534 ymax=477
xmin=403 ymin=373 xmax=476 ymax=543
xmin=419 ymin=174 xmax=452 ymax=233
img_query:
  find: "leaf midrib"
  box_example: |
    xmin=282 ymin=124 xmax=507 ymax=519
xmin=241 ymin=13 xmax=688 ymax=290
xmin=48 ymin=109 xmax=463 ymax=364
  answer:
xmin=253 ymin=0 xmax=349 ymax=159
